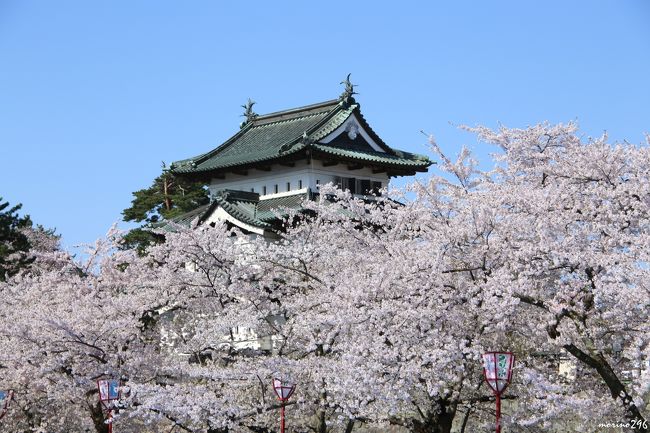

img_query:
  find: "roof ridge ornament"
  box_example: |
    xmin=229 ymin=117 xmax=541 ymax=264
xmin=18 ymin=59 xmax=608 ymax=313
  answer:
xmin=339 ymin=73 xmax=358 ymax=106
xmin=214 ymin=189 xmax=230 ymax=201
xmin=279 ymin=131 xmax=311 ymax=154
xmin=240 ymin=98 xmax=258 ymax=128
xmin=300 ymin=131 xmax=314 ymax=145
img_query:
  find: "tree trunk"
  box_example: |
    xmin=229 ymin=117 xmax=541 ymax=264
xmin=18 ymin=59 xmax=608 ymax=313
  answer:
xmin=316 ymin=408 xmax=327 ymax=433
xmin=564 ymin=344 xmax=648 ymax=433
xmin=88 ymin=401 xmax=108 ymax=433
xmin=315 ymin=378 xmax=328 ymax=433
xmin=163 ymin=175 xmax=173 ymax=211
xmin=519 ymin=294 xmax=649 ymax=432
xmin=409 ymin=398 xmax=456 ymax=433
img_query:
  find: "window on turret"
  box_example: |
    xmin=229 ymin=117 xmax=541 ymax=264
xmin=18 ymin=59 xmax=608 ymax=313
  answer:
xmin=372 ymin=181 xmax=382 ymax=195
xmin=263 ymin=186 xmax=267 ymax=195
xmin=286 ymin=182 xmax=291 ymax=192
xmin=274 ymin=184 xmax=278 ymax=194
xmin=347 ymin=177 xmax=357 ymax=194
xmin=299 ymin=179 xmax=303 ymax=189
xmin=250 ymin=188 xmax=255 ymax=193
xmin=359 ymin=179 xmax=371 ymax=194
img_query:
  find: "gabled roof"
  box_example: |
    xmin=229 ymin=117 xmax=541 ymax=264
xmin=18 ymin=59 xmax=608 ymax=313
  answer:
xmin=169 ymin=96 xmax=431 ymax=177
xmin=160 ymin=189 xmax=312 ymax=233
xmin=212 ymin=190 xmax=270 ymax=229
xmin=153 ymin=202 xmax=215 ymax=232
xmin=157 ymin=187 xmax=403 ymax=236
xmin=256 ymin=191 xmax=312 ymax=222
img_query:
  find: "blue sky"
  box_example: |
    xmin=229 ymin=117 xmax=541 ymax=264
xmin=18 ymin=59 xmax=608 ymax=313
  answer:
xmin=1 ymin=1 xmax=648 ymax=250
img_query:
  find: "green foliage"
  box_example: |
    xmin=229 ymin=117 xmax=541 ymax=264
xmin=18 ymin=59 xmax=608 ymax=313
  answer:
xmin=122 ymin=171 xmax=209 ymax=252
xmin=0 ymin=197 xmax=33 ymax=281
xmin=123 ymin=172 xmax=209 ymax=224
xmin=119 ymin=227 xmax=166 ymax=255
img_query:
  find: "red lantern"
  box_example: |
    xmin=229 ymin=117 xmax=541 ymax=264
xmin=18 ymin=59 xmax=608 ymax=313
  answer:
xmin=272 ymin=378 xmax=296 ymax=433
xmin=482 ymin=352 xmax=515 ymax=433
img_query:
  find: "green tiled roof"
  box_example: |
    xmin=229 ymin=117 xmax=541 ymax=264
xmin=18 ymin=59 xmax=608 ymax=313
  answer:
xmin=153 ymin=203 xmax=215 ymax=231
xmin=212 ymin=190 xmax=271 ymax=229
xmin=157 ymin=188 xmax=406 ymax=236
xmin=256 ymin=191 xmax=311 ymax=222
xmin=160 ymin=190 xmax=311 ymax=232
xmin=170 ymin=97 xmax=431 ymax=176
xmin=171 ymin=203 xmax=213 ymax=227
xmin=312 ymin=144 xmax=430 ymax=167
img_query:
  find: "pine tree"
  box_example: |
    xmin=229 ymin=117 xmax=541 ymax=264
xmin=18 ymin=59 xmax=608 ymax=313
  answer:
xmin=0 ymin=198 xmax=34 ymax=281
xmin=121 ymin=167 xmax=210 ymax=252
xmin=0 ymin=198 xmax=60 ymax=281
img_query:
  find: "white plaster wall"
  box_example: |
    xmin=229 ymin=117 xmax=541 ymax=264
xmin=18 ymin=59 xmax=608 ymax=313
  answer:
xmin=204 ymin=207 xmax=265 ymax=235
xmin=208 ymin=159 xmax=389 ymax=197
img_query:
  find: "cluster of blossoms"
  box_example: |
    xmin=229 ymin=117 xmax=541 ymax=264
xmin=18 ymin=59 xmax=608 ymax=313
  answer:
xmin=0 ymin=123 xmax=648 ymax=432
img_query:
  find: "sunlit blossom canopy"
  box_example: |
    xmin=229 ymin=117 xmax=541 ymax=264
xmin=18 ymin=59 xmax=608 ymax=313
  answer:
xmin=2 ymin=121 xmax=648 ymax=431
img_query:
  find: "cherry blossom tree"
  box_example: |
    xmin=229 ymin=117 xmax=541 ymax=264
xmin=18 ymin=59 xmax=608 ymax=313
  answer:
xmin=0 ymin=230 xmax=168 ymax=432
xmin=415 ymin=122 xmax=650 ymax=431
xmin=0 ymin=122 xmax=647 ymax=433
